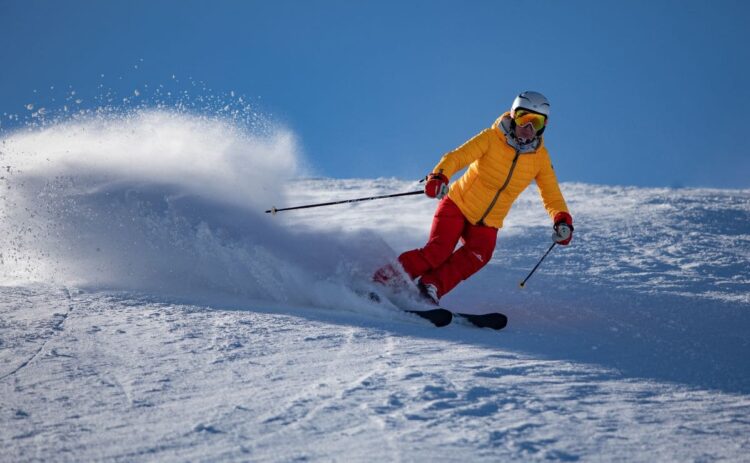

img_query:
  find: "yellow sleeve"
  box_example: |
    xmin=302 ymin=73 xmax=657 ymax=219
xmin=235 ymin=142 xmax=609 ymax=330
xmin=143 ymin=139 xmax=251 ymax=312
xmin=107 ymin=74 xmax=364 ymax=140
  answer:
xmin=432 ymin=129 xmax=492 ymax=179
xmin=535 ymin=150 xmax=569 ymax=220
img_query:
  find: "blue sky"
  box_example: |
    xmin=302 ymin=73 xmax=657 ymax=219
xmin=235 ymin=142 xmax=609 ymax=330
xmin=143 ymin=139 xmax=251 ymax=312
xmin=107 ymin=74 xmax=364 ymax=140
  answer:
xmin=1 ymin=0 xmax=749 ymax=188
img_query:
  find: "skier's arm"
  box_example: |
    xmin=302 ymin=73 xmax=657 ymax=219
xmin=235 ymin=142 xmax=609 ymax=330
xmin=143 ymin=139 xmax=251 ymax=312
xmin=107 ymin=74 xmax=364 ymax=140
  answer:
xmin=431 ymin=129 xmax=492 ymax=179
xmin=535 ymin=150 xmax=570 ymax=220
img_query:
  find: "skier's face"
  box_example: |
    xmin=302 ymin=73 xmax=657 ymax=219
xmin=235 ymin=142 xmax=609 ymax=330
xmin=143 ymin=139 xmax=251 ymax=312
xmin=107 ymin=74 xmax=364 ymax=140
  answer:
xmin=512 ymin=110 xmax=546 ymax=143
xmin=514 ymin=120 xmax=537 ymax=142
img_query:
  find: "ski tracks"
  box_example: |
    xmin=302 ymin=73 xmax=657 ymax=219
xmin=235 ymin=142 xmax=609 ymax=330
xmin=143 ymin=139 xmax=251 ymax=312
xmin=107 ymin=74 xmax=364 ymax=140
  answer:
xmin=3 ymin=286 xmax=750 ymax=461
xmin=0 ymin=286 xmax=75 ymax=383
xmin=246 ymin=325 xmax=403 ymax=461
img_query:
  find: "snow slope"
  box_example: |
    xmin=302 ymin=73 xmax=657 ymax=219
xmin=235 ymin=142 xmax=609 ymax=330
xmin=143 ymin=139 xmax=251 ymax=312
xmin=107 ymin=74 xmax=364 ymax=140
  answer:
xmin=1 ymin=111 xmax=749 ymax=461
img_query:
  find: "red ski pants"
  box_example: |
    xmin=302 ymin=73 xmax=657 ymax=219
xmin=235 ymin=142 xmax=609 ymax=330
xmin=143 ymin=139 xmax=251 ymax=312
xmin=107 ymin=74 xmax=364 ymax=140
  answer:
xmin=398 ymin=197 xmax=498 ymax=298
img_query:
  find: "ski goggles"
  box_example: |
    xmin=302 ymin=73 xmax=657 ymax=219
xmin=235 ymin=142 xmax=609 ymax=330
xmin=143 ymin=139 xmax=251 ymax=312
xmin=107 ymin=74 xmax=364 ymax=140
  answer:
xmin=514 ymin=110 xmax=547 ymax=131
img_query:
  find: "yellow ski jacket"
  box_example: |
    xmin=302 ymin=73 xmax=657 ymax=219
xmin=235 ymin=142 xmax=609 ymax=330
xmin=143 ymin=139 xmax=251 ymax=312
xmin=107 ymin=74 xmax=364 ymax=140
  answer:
xmin=433 ymin=113 xmax=569 ymax=229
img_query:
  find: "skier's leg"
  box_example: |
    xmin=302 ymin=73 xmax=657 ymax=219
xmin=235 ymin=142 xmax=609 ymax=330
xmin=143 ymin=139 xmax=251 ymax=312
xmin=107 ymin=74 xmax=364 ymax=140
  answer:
xmin=397 ymin=197 xmax=466 ymax=279
xmin=374 ymin=197 xmax=465 ymax=285
xmin=419 ymin=223 xmax=498 ymax=298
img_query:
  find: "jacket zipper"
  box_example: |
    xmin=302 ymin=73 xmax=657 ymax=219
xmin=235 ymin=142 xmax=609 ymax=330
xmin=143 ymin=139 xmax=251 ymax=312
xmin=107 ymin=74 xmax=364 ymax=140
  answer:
xmin=477 ymin=148 xmax=521 ymax=225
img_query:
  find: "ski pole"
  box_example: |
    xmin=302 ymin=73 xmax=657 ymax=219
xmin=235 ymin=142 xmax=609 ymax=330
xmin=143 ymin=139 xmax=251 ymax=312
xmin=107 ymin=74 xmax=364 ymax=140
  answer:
xmin=519 ymin=242 xmax=556 ymax=288
xmin=266 ymin=190 xmax=423 ymax=215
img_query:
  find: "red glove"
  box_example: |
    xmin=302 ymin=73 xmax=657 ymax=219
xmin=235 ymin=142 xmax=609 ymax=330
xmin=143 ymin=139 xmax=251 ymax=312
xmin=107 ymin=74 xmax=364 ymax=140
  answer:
xmin=553 ymin=211 xmax=574 ymax=245
xmin=424 ymin=173 xmax=449 ymax=199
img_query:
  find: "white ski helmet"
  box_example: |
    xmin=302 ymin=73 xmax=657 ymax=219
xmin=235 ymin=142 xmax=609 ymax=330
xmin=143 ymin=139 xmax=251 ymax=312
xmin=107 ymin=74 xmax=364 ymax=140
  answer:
xmin=511 ymin=91 xmax=550 ymax=118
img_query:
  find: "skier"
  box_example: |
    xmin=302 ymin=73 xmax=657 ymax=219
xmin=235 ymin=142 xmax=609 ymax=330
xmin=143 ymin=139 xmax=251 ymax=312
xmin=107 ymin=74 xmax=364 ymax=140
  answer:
xmin=374 ymin=91 xmax=573 ymax=305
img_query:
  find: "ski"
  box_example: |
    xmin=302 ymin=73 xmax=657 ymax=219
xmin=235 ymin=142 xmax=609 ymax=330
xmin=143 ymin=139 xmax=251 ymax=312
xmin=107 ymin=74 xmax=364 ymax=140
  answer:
xmin=405 ymin=308 xmax=453 ymax=327
xmin=455 ymin=312 xmax=508 ymax=330
xmin=361 ymin=290 xmax=451 ymax=327
xmin=360 ymin=289 xmax=505 ymax=330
